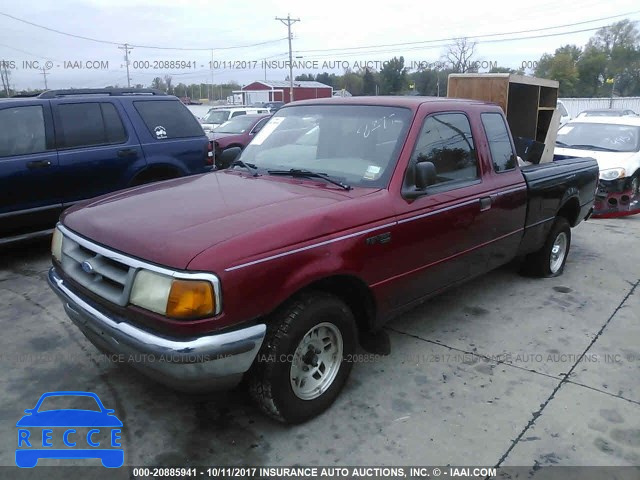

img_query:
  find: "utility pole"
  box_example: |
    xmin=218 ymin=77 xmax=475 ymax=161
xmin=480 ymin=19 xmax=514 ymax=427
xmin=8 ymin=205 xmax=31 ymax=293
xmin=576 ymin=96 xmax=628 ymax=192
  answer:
xmin=210 ymin=49 xmax=214 ymax=102
xmin=0 ymin=62 xmax=10 ymax=97
xmin=118 ymin=43 xmax=133 ymax=87
xmin=40 ymin=67 xmax=49 ymax=90
xmin=276 ymin=14 xmax=300 ymax=103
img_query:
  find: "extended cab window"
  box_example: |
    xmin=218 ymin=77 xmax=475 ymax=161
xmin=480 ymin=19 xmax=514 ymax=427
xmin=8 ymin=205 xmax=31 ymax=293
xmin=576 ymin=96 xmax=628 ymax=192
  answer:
xmin=481 ymin=113 xmax=516 ymax=172
xmin=58 ymin=102 xmax=126 ymax=148
xmin=0 ymin=105 xmax=47 ymax=157
xmin=411 ymin=113 xmax=479 ymax=186
xmin=231 ymin=111 xmax=247 ymax=118
xmin=134 ymin=100 xmax=204 ymax=139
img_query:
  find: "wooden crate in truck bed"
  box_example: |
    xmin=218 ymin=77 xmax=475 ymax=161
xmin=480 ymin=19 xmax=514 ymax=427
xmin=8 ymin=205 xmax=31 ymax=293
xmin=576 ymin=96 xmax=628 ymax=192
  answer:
xmin=447 ymin=74 xmax=559 ymax=148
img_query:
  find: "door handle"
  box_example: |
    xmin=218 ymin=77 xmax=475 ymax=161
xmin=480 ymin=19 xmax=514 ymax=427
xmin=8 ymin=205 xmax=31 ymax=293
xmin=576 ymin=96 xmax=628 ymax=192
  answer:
xmin=26 ymin=160 xmax=52 ymax=169
xmin=117 ymin=148 xmax=138 ymax=158
xmin=479 ymin=196 xmax=492 ymax=211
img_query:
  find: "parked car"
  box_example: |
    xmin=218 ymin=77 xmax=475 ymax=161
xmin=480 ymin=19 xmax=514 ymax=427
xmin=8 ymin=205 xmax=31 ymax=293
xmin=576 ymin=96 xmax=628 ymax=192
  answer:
xmin=48 ymin=96 xmax=597 ymax=424
xmin=0 ymin=88 xmax=213 ymax=244
xmin=557 ymin=100 xmax=571 ymax=126
xmin=555 ymin=116 xmax=640 ymax=217
xmin=200 ymin=107 xmax=270 ymax=133
xmin=209 ymin=114 xmax=272 ymax=169
xmin=264 ymin=101 xmax=285 ymax=112
xmin=576 ymin=108 xmax=638 ymax=118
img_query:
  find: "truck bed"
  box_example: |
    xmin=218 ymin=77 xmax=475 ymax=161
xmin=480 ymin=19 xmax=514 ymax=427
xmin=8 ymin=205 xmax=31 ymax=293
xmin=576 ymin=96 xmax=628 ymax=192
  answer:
xmin=518 ymin=157 xmax=599 ymax=255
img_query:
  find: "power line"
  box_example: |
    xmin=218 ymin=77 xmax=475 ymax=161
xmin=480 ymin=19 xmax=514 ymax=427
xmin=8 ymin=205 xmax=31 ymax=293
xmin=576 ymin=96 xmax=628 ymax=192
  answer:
xmin=294 ymin=10 xmax=640 ymax=54
xmin=0 ymin=11 xmax=287 ymax=51
xmin=296 ymin=23 xmax=631 ymax=61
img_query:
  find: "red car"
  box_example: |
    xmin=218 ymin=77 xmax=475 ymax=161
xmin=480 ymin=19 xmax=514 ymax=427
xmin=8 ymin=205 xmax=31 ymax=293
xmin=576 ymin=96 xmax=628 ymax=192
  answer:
xmin=48 ymin=97 xmax=598 ymax=423
xmin=208 ymin=114 xmax=272 ymax=168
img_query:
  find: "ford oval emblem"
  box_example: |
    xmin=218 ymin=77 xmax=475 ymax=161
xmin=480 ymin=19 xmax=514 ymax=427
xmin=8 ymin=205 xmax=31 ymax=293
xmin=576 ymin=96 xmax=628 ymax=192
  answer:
xmin=81 ymin=261 xmax=94 ymax=274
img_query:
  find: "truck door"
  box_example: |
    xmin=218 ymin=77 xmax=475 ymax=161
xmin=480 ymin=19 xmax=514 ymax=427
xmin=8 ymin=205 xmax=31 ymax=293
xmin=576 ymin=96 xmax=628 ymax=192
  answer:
xmin=0 ymin=102 xmax=60 ymax=238
xmin=53 ymin=100 xmax=145 ymax=204
xmin=478 ymin=112 xmax=527 ymax=270
xmin=384 ymin=111 xmax=490 ymax=310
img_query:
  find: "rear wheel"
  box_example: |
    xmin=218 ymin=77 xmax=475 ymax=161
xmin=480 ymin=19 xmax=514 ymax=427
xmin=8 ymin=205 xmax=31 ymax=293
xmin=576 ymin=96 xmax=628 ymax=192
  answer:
xmin=521 ymin=216 xmax=571 ymax=277
xmin=248 ymin=292 xmax=356 ymax=424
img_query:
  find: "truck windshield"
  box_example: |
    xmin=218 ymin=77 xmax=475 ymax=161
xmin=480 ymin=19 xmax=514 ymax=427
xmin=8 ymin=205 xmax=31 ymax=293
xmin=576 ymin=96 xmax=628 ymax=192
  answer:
xmin=237 ymin=105 xmax=412 ymax=188
xmin=557 ymin=123 xmax=640 ymax=153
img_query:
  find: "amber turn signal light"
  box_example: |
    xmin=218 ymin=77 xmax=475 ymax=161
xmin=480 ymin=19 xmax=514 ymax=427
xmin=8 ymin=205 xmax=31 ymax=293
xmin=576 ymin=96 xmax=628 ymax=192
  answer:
xmin=166 ymin=279 xmax=215 ymax=318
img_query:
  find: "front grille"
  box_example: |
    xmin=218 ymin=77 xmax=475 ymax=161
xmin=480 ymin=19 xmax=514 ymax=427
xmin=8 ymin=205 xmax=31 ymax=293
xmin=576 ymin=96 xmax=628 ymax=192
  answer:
xmin=60 ymin=234 xmax=136 ymax=306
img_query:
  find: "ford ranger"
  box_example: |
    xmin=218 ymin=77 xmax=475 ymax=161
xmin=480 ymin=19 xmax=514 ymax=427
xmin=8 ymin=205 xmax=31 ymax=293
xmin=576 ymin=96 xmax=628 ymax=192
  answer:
xmin=48 ymin=97 xmax=598 ymax=424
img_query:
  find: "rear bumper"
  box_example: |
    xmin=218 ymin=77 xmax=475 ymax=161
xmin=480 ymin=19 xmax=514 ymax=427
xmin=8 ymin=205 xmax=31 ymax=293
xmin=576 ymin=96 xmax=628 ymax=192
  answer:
xmin=48 ymin=267 xmax=266 ymax=391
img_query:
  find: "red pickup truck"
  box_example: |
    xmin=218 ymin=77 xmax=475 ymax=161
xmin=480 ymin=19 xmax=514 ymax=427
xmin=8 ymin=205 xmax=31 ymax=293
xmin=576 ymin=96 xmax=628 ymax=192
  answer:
xmin=48 ymin=97 xmax=598 ymax=424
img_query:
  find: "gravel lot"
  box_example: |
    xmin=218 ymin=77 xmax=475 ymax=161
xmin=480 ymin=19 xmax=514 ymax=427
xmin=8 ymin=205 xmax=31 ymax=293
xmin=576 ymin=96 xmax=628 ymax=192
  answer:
xmin=0 ymin=216 xmax=638 ymax=477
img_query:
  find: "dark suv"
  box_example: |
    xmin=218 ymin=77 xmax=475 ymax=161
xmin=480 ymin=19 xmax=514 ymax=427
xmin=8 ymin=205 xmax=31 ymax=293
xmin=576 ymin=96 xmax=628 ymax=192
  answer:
xmin=0 ymin=88 xmax=213 ymax=244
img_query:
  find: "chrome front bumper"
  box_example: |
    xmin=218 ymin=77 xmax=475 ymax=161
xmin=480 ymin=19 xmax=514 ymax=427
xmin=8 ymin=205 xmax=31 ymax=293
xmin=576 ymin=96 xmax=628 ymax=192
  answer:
xmin=48 ymin=267 xmax=266 ymax=391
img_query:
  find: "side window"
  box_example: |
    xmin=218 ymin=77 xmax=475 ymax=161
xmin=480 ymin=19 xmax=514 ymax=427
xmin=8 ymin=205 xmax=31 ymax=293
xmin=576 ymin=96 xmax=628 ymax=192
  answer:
xmin=101 ymin=103 xmax=127 ymax=143
xmin=411 ymin=113 xmax=479 ymax=187
xmin=252 ymin=118 xmax=269 ymax=134
xmin=0 ymin=106 xmax=47 ymax=157
xmin=58 ymin=103 xmax=127 ymax=148
xmin=58 ymin=103 xmax=105 ymax=148
xmin=231 ymin=111 xmax=247 ymax=118
xmin=481 ymin=113 xmax=516 ymax=172
xmin=134 ymin=100 xmax=204 ymax=139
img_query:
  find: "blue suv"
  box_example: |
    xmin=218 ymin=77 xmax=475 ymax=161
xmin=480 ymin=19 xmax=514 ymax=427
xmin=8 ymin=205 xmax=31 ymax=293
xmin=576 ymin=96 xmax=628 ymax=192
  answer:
xmin=0 ymin=88 xmax=213 ymax=244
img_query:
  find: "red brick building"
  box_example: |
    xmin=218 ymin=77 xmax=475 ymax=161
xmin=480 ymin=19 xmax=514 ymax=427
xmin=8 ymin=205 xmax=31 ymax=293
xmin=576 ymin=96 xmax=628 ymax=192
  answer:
xmin=237 ymin=80 xmax=333 ymax=104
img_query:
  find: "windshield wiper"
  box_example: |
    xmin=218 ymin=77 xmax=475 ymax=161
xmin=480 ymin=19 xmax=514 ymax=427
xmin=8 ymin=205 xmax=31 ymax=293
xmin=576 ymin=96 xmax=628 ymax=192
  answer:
xmin=562 ymin=144 xmax=619 ymax=152
xmin=230 ymin=160 xmax=259 ymax=177
xmin=267 ymin=169 xmax=352 ymax=190
xmin=555 ymin=140 xmax=570 ymax=147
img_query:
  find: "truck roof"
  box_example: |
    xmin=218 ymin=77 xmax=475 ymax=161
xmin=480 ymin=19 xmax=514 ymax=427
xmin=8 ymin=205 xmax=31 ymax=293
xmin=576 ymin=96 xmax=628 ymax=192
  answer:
xmin=288 ymin=95 xmax=497 ymax=110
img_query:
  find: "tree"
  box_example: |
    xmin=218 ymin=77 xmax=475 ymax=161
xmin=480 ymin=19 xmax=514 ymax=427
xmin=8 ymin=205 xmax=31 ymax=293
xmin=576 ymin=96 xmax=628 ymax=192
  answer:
xmin=445 ymin=38 xmax=478 ymax=73
xmin=489 ymin=66 xmax=517 ymax=74
xmin=362 ymin=68 xmax=377 ymax=95
xmin=338 ymin=70 xmax=363 ymax=95
xmin=151 ymin=77 xmax=166 ymax=91
xmin=163 ymin=75 xmax=173 ymax=94
xmin=379 ymin=56 xmax=407 ymax=94
xmin=295 ymin=73 xmax=315 ymax=81
xmin=315 ymin=72 xmax=338 ymax=88
xmin=535 ymin=46 xmax=581 ymax=96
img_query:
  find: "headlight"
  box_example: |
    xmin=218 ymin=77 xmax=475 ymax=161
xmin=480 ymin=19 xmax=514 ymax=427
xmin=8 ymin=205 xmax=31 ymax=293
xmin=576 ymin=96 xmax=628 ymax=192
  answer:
xmin=130 ymin=270 xmax=218 ymax=319
xmin=51 ymin=227 xmax=63 ymax=262
xmin=599 ymin=168 xmax=626 ymax=181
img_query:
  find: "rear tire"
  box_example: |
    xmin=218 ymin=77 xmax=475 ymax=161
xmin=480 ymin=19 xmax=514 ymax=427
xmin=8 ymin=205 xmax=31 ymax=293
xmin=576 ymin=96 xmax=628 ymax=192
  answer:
xmin=248 ymin=292 xmax=356 ymax=424
xmin=521 ymin=217 xmax=571 ymax=277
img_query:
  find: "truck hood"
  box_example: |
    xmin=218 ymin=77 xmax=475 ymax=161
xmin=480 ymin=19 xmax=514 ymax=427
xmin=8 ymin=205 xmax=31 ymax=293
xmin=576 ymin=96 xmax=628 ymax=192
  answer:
xmin=61 ymin=172 xmax=377 ymax=270
xmin=555 ymin=147 xmax=640 ymax=174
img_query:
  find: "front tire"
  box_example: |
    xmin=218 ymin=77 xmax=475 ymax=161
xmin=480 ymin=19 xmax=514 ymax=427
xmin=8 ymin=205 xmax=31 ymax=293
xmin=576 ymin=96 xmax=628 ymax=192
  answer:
xmin=248 ymin=292 xmax=356 ymax=424
xmin=521 ymin=216 xmax=571 ymax=277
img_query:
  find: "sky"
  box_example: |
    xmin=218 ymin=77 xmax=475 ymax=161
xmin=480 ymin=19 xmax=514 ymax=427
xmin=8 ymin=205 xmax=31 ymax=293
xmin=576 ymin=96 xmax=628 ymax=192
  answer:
xmin=1 ymin=0 xmax=640 ymax=92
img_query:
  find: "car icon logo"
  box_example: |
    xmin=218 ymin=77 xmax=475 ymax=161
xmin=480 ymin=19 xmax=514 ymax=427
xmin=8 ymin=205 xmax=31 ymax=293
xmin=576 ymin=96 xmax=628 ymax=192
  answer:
xmin=81 ymin=261 xmax=94 ymax=274
xmin=16 ymin=391 xmax=124 ymax=468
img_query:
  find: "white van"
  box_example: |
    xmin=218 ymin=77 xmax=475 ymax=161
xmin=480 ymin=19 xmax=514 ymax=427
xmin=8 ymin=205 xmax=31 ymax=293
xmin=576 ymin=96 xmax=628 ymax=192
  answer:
xmin=200 ymin=107 xmax=270 ymax=133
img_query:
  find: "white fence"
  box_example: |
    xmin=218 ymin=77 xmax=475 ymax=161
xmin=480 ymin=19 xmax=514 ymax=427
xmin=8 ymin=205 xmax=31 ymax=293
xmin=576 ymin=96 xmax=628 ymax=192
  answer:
xmin=559 ymin=97 xmax=640 ymax=118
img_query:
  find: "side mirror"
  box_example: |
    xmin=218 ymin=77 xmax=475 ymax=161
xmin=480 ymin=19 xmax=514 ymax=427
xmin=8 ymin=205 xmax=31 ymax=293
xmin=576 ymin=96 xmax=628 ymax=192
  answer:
xmin=218 ymin=147 xmax=242 ymax=168
xmin=415 ymin=161 xmax=437 ymax=190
